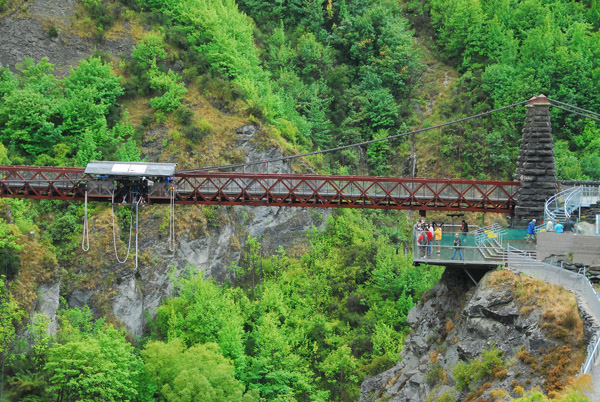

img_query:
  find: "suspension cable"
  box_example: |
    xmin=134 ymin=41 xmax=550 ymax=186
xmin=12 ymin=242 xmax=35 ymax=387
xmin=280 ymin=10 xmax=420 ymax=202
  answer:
xmin=111 ymin=190 xmax=134 ymax=264
xmin=176 ymin=98 xmax=531 ymax=174
xmin=548 ymin=98 xmax=600 ymax=119
xmin=81 ymin=190 xmax=90 ymax=252
xmin=549 ymin=103 xmax=600 ymax=123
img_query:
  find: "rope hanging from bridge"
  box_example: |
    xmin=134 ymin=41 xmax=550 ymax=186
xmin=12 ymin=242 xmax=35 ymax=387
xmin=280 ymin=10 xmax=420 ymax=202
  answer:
xmin=110 ymin=190 xmax=135 ymax=265
xmin=81 ymin=190 xmax=89 ymax=252
xmin=168 ymin=188 xmax=176 ymax=252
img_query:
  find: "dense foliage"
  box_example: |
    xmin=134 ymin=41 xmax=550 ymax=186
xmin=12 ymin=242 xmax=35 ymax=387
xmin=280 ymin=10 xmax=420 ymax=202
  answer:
xmin=407 ymin=0 xmax=600 ymax=179
xmin=1 ymin=0 xmax=600 ymax=400
xmin=0 ymin=208 xmax=442 ymax=400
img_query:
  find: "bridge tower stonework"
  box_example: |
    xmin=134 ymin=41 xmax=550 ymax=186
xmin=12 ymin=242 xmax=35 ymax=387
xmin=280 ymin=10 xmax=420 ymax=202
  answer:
xmin=513 ymin=94 xmax=558 ymax=225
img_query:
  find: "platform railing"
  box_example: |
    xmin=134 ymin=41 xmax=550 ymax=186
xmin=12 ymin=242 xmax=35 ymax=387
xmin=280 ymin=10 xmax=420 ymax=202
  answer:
xmin=545 ymin=185 xmax=600 ymax=225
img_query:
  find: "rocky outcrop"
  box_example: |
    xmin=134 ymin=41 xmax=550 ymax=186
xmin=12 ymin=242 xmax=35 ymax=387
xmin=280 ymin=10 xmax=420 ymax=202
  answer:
xmin=95 ymin=124 xmax=327 ymax=336
xmin=0 ymin=0 xmax=135 ymax=76
xmin=360 ymin=269 xmax=586 ymax=402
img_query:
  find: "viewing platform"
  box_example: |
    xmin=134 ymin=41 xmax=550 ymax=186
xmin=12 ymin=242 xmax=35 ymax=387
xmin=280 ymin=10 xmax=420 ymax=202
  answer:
xmin=412 ymin=226 xmax=535 ymax=270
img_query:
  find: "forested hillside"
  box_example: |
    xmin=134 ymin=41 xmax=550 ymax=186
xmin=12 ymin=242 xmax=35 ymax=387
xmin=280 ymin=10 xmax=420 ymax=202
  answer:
xmin=0 ymin=0 xmax=599 ymax=400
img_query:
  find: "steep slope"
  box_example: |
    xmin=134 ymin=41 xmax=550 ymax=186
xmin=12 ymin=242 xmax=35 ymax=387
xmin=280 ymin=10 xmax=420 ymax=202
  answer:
xmin=360 ymin=269 xmax=588 ymax=401
xmin=0 ymin=0 xmax=327 ymax=336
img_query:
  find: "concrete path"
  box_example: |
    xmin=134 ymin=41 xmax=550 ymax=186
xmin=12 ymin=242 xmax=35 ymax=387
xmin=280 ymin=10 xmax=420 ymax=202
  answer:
xmin=506 ymin=252 xmax=600 ymax=401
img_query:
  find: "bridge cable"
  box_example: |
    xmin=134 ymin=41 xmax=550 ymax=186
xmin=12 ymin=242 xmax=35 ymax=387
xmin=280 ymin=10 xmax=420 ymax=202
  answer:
xmin=548 ymin=103 xmax=600 ymax=123
xmin=548 ymin=98 xmax=600 ymax=119
xmin=176 ymin=98 xmax=531 ymax=174
xmin=81 ymin=190 xmax=90 ymax=252
xmin=111 ymin=190 xmax=134 ymax=264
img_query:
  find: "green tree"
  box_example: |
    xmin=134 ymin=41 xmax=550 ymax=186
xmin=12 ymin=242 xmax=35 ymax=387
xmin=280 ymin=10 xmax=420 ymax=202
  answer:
xmin=142 ymin=339 xmax=253 ymax=402
xmin=154 ymin=271 xmax=247 ymax=375
xmin=64 ymin=57 xmax=124 ymax=112
xmin=44 ymin=307 xmax=146 ymax=402
xmin=320 ymin=345 xmax=358 ymax=401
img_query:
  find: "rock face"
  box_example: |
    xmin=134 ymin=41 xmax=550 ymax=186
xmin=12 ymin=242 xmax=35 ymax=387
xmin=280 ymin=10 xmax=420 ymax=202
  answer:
xmin=0 ymin=0 xmax=135 ymax=76
xmin=0 ymin=0 xmax=328 ymax=336
xmin=360 ymin=269 xmax=586 ymax=402
xmin=93 ymin=125 xmax=328 ymax=336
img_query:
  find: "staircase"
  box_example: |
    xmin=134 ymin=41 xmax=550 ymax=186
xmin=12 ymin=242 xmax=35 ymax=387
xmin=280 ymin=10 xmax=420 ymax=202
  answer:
xmin=474 ymin=224 xmax=537 ymax=261
xmin=545 ymin=185 xmax=600 ymax=225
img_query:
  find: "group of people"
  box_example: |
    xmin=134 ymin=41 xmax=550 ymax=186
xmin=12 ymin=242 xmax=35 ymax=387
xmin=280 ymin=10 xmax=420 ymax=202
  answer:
xmin=527 ymin=217 xmax=575 ymax=243
xmin=415 ymin=219 xmax=467 ymax=260
xmin=545 ymin=218 xmax=574 ymax=233
xmin=415 ymin=220 xmax=442 ymax=258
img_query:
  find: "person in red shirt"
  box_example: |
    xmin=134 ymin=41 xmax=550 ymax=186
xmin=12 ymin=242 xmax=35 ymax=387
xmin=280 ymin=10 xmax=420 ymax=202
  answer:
xmin=417 ymin=231 xmax=427 ymax=257
xmin=426 ymin=224 xmax=434 ymax=257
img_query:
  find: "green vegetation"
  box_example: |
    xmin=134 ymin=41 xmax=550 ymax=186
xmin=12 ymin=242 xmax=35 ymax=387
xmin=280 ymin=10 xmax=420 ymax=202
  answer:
xmin=1 ymin=0 xmax=600 ymax=400
xmin=408 ymin=0 xmax=600 ymax=179
xmin=148 ymin=210 xmax=441 ymax=400
xmin=0 ymin=57 xmax=138 ymax=167
xmin=7 ymin=306 xmax=149 ymax=401
xmin=453 ymin=346 xmax=505 ymax=391
xmin=1 ymin=208 xmax=442 ymax=400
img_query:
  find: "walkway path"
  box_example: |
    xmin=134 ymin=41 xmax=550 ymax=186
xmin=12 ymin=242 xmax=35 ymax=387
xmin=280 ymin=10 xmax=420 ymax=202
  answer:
xmin=506 ymin=251 xmax=600 ymax=401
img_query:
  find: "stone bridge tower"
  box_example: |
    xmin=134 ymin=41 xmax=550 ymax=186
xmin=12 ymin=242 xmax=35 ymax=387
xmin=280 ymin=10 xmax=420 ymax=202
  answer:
xmin=513 ymin=95 xmax=558 ymax=225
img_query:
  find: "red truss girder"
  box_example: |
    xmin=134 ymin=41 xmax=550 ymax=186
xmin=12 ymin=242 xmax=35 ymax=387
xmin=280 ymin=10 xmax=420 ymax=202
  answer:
xmin=0 ymin=166 xmax=520 ymax=213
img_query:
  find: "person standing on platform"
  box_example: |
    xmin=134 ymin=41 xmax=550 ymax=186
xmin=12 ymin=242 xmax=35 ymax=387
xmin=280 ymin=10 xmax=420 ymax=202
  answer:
xmin=545 ymin=220 xmax=554 ymax=232
xmin=426 ymin=224 xmax=434 ymax=257
xmin=554 ymin=220 xmax=564 ymax=233
xmin=417 ymin=231 xmax=427 ymax=258
xmin=434 ymin=223 xmax=443 ymax=255
xmin=563 ymin=218 xmax=574 ymax=232
xmin=527 ymin=218 xmax=537 ymax=243
xmin=461 ymin=220 xmax=469 ymax=235
xmin=451 ymin=233 xmax=463 ymax=260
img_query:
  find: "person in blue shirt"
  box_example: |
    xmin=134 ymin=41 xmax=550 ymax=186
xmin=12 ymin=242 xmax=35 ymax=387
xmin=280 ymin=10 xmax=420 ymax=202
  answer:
xmin=527 ymin=218 xmax=536 ymax=243
xmin=554 ymin=220 xmax=564 ymax=233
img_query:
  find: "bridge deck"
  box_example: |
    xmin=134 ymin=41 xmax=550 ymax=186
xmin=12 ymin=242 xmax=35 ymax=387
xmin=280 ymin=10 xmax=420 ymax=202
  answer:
xmin=0 ymin=165 xmax=520 ymax=213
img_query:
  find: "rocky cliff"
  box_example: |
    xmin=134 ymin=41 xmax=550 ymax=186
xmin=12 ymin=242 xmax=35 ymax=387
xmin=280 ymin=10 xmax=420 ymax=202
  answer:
xmin=35 ymin=124 xmax=328 ymax=337
xmin=1 ymin=0 xmax=329 ymax=336
xmin=360 ymin=269 xmax=589 ymax=401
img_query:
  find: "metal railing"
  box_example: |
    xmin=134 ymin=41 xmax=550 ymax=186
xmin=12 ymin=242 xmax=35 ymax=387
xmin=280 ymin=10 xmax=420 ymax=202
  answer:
xmin=506 ymin=246 xmax=600 ymax=374
xmin=474 ymin=223 xmax=507 ymax=247
xmin=545 ymin=186 xmax=579 ymax=224
xmin=545 ymin=185 xmax=600 ymax=224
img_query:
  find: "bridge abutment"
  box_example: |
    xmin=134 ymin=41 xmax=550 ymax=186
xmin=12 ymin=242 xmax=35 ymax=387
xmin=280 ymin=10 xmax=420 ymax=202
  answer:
xmin=513 ymin=95 xmax=558 ymax=225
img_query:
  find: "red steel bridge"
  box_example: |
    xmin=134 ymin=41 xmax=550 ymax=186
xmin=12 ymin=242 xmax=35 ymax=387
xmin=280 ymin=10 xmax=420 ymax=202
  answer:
xmin=0 ymin=164 xmax=519 ymax=214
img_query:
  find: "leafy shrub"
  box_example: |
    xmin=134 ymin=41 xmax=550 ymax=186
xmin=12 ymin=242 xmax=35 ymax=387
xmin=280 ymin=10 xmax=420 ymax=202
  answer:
xmin=81 ymin=0 xmax=114 ymax=33
xmin=148 ymin=69 xmax=187 ymax=112
xmin=175 ymin=107 xmax=194 ymax=126
xmin=47 ymin=26 xmax=59 ymax=37
xmin=453 ymin=347 xmax=504 ymax=391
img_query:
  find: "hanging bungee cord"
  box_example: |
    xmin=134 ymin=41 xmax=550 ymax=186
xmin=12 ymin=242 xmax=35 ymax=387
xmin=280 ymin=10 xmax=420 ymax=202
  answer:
xmin=81 ymin=190 xmax=89 ymax=252
xmin=110 ymin=188 xmax=142 ymax=268
xmin=168 ymin=185 xmax=176 ymax=252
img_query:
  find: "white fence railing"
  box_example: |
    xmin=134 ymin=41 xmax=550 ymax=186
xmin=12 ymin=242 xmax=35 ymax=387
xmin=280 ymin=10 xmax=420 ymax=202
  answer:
xmin=545 ymin=185 xmax=600 ymax=224
xmin=506 ymin=246 xmax=600 ymax=374
xmin=474 ymin=223 xmax=507 ymax=247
